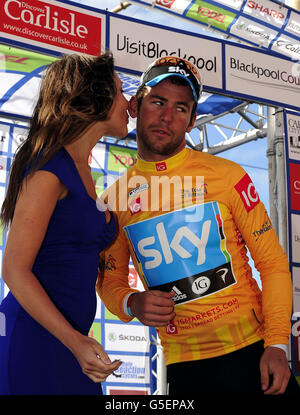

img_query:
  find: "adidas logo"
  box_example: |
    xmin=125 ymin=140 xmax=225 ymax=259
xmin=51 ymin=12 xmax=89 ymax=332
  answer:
xmin=172 ymin=285 xmax=187 ymax=302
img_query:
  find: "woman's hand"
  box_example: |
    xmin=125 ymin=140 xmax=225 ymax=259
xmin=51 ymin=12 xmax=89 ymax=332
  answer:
xmin=69 ymin=332 xmax=122 ymax=383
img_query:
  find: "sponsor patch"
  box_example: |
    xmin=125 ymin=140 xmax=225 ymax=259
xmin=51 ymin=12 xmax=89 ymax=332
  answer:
xmin=124 ymin=202 xmax=236 ymax=305
xmin=166 ymin=320 xmax=178 ymax=335
xmin=153 ymin=262 xmax=235 ymax=305
xmin=129 ymin=197 xmax=142 ymax=215
xmin=155 ymin=161 xmax=167 ymax=171
xmin=235 ymin=227 xmax=244 ymax=245
xmin=252 ymin=217 xmax=272 ymax=241
xmin=234 ymin=173 xmax=260 ymax=212
xmin=128 ymin=183 xmax=149 ymax=197
xmin=128 ymin=267 xmax=138 ymax=288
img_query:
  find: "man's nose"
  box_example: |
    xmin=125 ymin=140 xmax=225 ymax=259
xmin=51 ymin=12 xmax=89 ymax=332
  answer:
xmin=160 ymin=106 xmax=173 ymax=123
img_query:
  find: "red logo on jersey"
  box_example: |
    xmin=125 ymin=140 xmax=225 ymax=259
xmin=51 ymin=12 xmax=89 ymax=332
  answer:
xmin=235 ymin=228 xmax=243 ymax=245
xmin=128 ymin=267 xmax=138 ymax=288
xmin=166 ymin=320 xmax=178 ymax=335
xmin=129 ymin=197 xmax=142 ymax=215
xmin=234 ymin=174 xmax=260 ymax=212
xmin=156 ymin=161 xmax=167 ymax=171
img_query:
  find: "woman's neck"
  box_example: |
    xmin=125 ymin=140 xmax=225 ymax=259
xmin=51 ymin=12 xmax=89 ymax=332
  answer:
xmin=65 ymin=122 xmax=103 ymax=164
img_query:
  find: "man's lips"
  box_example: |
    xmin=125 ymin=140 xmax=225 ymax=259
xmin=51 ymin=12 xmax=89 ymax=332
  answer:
xmin=151 ymin=127 xmax=172 ymax=137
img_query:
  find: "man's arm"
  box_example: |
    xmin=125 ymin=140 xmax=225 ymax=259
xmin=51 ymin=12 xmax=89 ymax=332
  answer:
xmin=231 ymin=167 xmax=292 ymax=394
xmin=97 ymin=225 xmax=175 ymax=326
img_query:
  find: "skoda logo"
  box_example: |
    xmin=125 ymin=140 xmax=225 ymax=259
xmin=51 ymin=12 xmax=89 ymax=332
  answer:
xmin=108 ymin=332 xmax=117 ymax=342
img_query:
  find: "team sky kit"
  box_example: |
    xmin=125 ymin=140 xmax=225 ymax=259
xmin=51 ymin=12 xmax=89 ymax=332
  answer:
xmin=97 ymin=147 xmax=292 ymax=367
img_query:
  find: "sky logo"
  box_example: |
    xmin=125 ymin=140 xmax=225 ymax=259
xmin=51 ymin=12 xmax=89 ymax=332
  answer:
xmin=124 ymin=202 xmax=231 ymax=289
xmin=137 ymin=220 xmax=211 ymax=270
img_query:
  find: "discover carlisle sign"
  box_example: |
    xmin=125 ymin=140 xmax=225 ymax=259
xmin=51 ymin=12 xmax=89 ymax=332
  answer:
xmin=0 ymin=0 xmax=105 ymax=56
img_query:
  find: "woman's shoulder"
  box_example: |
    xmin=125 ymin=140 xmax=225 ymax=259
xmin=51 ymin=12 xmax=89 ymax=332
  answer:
xmin=38 ymin=147 xmax=76 ymax=190
xmin=39 ymin=147 xmax=78 ymax=179
xmin=39 ymin=147 xmax=67 ymax=170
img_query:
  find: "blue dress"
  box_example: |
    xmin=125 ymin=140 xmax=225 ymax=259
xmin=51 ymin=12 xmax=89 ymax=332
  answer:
xmin=0 ymin=147 xmax=116 ymax=395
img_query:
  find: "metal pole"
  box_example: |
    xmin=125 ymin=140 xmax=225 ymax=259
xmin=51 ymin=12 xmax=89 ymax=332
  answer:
xmin=274 ymin=109 xmax=288 ymax=253
xmin=266 ymin=107 xmax=278 ymax=234
xmin=285 ymin=0 xmax=300 ymax=11
xmin=111 ymin=2 xmax=132 ymax=13
xmin=155 ymin=337 xmax=167 ymax=395
xmin=150 ymin=333 xmax=167 ymax=395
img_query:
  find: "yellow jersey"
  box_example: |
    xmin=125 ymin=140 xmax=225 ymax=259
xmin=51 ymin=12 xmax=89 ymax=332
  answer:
xmin=97 ymin=147 xmax=292 ymax=366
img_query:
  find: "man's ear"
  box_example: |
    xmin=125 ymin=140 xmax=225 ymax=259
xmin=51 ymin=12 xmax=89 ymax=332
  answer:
xmin=186 ymin=112 xmax=196 ymax=133
xmin=129 ymin=95 xmax=138 ymax=119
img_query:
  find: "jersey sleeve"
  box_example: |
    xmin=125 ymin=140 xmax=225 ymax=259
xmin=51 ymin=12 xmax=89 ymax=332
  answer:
xmin=97 ymin=222 xmax=139 ymax=323
xmin=230 ymin=166 xmax=292 ymax=347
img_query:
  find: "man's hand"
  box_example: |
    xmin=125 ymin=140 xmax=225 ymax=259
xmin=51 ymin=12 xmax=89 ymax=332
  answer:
xmin=260 ymin=346 xmax=291 ymax=394
xmin=130 ymin=290 xmax=175 ymax=326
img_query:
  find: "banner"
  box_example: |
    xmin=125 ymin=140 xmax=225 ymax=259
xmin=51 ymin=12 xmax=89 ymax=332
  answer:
xmin=0 ymin=3 xmax=299 ymax=111
xmin=0 ymin=44 xmax=245 ymax=131
xmin=283 ymin=110 xmax=300 ymax=377
xmin=130 ymin=0 xmax=300 ymax=61
xmin=109 ymin=13 xmax=300 ymax=111
xmin=0 ymin=0 xmax=106 ymax=56
xmin=225 ymin=43 xmax=300 ymax=109
xmin=0 ymin=45 xmax=57 ymax=118
xmin=109 ymin=14 xmax=222 ymax=91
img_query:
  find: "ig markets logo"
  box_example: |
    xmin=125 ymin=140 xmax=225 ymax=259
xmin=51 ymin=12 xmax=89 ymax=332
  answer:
xmin=166 ymin=320 xmax=178 ymax=335
xmin=234 ymin=173 xmax=260 ymax=212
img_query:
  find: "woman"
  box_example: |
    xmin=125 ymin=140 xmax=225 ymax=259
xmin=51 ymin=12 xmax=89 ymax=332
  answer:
xmin=0 ymin=52 xmax=128 ymax=395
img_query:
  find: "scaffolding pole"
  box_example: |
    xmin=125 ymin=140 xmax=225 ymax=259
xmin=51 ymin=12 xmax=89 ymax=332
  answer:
xmin=274 ymin=109 xmax=288 ymax=254
xmin=266 ymin=107 xmax=278 ymax=235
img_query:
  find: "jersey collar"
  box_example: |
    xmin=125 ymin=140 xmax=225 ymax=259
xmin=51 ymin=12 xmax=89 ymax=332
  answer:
xmin=135 ymin=147 xmax=189 ymax=173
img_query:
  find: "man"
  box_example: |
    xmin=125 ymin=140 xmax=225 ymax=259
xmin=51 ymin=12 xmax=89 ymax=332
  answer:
xmin=97 ymin=56 xmax=300 ymax=395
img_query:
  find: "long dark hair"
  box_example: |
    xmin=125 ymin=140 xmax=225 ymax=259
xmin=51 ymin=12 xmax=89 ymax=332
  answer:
xmin=1 ymin=52 xmax=116 ymax=228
